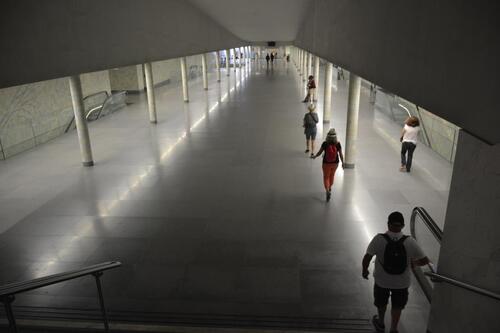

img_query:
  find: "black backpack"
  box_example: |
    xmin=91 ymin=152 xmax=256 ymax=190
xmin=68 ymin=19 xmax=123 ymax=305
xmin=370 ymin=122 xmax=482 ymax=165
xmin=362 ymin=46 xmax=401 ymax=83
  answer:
xmin=379 ymin=234 xmax=408 ymax=275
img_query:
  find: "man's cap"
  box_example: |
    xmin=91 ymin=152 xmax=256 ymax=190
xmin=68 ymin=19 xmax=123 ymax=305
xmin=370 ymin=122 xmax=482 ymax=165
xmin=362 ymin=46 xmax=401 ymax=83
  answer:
xmin=388 ymin=211 xmax=405 ymax=226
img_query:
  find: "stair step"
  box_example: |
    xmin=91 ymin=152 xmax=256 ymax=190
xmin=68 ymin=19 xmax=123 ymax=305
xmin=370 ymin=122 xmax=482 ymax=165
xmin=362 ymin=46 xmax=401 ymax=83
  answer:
xmin=1 ymin=306 xmax=373 ymax=332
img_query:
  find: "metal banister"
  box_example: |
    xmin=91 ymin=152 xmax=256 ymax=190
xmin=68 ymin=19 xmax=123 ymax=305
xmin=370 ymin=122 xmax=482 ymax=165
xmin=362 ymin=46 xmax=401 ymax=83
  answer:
xmin=410 ymin=207 xmax=499 ymax=303
xmin=424 ymin=272 xmax=500 ymax=301
xmin=410 ymin=207 xmax=442 ymax=243
xmin=0 ymin=261 xmax=121 ymax=332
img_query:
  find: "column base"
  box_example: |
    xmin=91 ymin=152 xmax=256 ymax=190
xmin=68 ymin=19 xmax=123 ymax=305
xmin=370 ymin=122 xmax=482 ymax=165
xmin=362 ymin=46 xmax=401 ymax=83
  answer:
xmin=343 ymin=163 xmax=355 ymax=169
xmin=323 ymin=120 xmax=330 ymax=123
xmin=204 ymin=88 xmax=208 ymax=90
xmin=150 ymin=120 xmax=157 ymax=124
xmin=82 ymin=161 xmax=94 ymax=167
xmin=217 ymin=80 xmax=221 ymax=82
xmin=184 ymin=100 xmax=189 ymax=103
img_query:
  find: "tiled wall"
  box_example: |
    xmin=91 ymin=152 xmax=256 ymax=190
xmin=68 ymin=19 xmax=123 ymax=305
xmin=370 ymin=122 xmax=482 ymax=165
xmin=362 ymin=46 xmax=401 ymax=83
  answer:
xmin=0 ymin=70 xmax=111 ymax=159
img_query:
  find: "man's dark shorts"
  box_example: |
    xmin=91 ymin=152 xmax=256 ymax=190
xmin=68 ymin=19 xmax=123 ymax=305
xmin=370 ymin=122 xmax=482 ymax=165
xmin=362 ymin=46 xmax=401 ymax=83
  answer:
xmin=374 ymin=284 xmax=409 ymax=309
xmin=305 ymin=127 xmax=317 ymax=140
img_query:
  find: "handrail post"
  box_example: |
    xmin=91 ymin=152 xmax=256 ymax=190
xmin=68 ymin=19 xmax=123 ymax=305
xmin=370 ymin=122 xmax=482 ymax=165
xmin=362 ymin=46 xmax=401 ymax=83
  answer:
xmin=1 ymin=295 xmax=18 ymax=333
xmin=93 ymin=272 xmax=109 ymax=332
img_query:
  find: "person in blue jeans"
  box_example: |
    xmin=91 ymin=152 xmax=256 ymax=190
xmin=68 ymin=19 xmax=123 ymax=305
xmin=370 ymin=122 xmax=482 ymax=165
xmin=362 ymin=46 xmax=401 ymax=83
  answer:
xmin=303 ymin=104 xmax=319 ymax=157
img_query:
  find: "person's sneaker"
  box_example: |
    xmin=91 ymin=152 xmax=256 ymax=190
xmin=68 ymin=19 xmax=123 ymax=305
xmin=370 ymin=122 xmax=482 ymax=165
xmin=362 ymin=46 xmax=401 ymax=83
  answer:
xmin=399 ymin=166 xmax=406 ymax=172
xmin=326 ymin=191 xmax=331 ymax=202
xmin=305 ymin=149 xmax=310 ymax=153
xmin=310 ymin=153 xmax=314 ymax=158
xmin=372 ymin=315 xmax=385 ymax=332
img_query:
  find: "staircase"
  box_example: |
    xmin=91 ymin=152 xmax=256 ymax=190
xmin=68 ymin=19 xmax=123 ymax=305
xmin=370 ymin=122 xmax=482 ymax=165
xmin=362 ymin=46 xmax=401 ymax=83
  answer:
xmin=0 ymin=306 xmax=373 ymax=332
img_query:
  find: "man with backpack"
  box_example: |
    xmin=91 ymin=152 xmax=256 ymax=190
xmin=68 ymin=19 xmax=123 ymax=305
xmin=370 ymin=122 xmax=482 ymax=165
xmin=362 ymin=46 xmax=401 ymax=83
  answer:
xmin=362 ymin=212 xmax=430 ymax=333
xmin=311 ymin=128 xmax=344 ymax=201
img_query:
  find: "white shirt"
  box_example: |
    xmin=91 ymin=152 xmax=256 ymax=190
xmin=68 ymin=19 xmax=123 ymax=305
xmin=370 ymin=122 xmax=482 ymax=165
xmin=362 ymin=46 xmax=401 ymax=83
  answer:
xmin=402 ymin=125 xmax=419 ymax=144
xmin=366 ymin=231 xmax=426 ymax=289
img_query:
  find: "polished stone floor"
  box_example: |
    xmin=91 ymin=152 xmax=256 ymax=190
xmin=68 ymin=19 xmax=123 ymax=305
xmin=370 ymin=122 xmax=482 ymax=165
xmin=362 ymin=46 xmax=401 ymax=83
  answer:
xmin=0 ymin=58 xmax=452 ymax=332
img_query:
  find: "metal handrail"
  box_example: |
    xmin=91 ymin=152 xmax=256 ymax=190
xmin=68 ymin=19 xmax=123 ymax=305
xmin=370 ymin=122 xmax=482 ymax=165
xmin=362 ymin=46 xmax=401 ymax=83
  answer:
xmin=424 ymin=272 xmax=500 ymax=301
xmin=410 ymin=207 xmax=443 ymax=243
xmin=410 ymin=207 xmax=499 ymax=303
xmin=0 ymin=261 xmax=121 ymax=332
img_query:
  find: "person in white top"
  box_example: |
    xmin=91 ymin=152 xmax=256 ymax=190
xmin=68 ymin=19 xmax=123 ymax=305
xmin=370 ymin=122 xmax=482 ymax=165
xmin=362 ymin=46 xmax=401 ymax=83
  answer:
xmin=362 ymin=211 xmax=429 ymax=333
xmin=399 ymin=116 xmax=420 ymax=172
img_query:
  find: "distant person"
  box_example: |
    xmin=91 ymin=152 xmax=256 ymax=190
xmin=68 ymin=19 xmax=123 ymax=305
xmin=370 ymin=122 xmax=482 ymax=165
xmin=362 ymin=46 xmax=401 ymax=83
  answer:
xmin=270 ymin=53 xmax=275 ymax=63
xmin=265 ymin=54 xmax=270 ymax=65
xmin=286 ymin=54 xmax=290 ymax=62
xmin=399 ymin=116 xmax=420 ymax=172
xmin=362 ymin=211 xmax=430 ymax=333
xmin=303 ymin=104 xmax=319 ymax=157
xmin=337 ymin=67 xmax=345 ymax=80
xmin=302 ymin=75 xmax=316 ymax=103
xmin=311 ymin=129 xmax=344 ymax=201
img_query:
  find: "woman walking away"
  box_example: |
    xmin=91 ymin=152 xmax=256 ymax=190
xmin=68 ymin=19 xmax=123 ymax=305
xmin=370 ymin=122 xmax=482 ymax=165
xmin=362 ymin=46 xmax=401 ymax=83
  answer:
xmin=303 ymin=104 xmax=319 ymax=157
xmin=400 ymin=116 xmax=420 ymax=172
xmin=303 ymin=75 xmax=316 ymax=103
xmin=312 ymin=129 xmax=344 ymax=202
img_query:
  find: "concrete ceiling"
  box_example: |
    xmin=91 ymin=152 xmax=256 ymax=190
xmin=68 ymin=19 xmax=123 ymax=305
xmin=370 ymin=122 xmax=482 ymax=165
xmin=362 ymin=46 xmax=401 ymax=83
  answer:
xmin=188 ymin=0 xmax=310 ymax=42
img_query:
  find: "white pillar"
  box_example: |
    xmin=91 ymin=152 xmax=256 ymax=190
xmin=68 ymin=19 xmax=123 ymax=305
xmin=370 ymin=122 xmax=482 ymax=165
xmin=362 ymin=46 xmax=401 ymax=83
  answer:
xmin=180 ymin=57 xmax=189 ymax=102
xmin=314 ymin=56 xmax=320 ymax=83
xmin=299 ymin=49 xmax=303 ymax=75
xmin=344 ymin=73 xmax=362 ymax=168
xmin=323 ymin=62 xmax=333 ymax=123
xmin=302 ymin=51 xmax=306 ymax=81
xmin=144 ymin=62 xmax=157 ymax=124
xmin=232 ymin=48 xmax=237 ymax=71
xmin=225 ymin=49 xmax=230 ymax=76
xmin=69 ymin=75 xmax=94 ymax=167
xmin=215 ymin=51 xmax=221 ymax=82
xmin=307 ymin=53 xmax=312 ymax=77
xmin=201 ymin=53 xmax=208 ymax=90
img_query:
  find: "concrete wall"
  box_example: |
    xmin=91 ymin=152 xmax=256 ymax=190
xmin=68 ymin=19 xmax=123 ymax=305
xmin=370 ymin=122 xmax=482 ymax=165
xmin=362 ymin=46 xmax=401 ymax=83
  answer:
xmin=109 ymin=65 xmax=144 ymax=92
xmin=428 ymin=130 xmax=500 ymax=332
xmin=0 ymin=0 xmax=242 ymax=89
xmin=0 ymin=71 xmax=110 ymax=158
xmin=294 ymin=0 xmax=500 ymax=144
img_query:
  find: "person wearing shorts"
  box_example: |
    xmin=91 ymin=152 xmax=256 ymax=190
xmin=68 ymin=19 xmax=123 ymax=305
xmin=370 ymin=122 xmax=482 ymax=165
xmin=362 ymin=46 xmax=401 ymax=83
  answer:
xmin=362 ymin=212 xmax=430 ymax=333
xmin=303 ymin=104 xmax=319 ymax=157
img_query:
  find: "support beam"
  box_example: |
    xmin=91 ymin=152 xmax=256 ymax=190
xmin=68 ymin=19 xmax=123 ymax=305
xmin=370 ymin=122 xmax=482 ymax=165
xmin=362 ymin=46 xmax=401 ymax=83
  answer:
xmin=201 ymin=53 xmax=208 ymax=90
xmin=323 ymin=62 xmax=333 ymax=123
xmin=69 ymin=75 xmax=94 ymax=167
xmin=225 ymin=49 xmax=230 ymax=76
xmin=180 ymin=57 xmax=189 ymax=102
xmin=344 ymin=73 xmax=361 ymax=168
xmin=144 ymin=62 xmax=157 ymax=124
xmin=232 ymin=48 xmax=237 ymax=72
xmin=215 ymin=51 xmax=221 ymax=82
xmin=314 ymin=56 xmax=320 ymax=85
xmin=306 ymin=51 xmax=310 ymax=78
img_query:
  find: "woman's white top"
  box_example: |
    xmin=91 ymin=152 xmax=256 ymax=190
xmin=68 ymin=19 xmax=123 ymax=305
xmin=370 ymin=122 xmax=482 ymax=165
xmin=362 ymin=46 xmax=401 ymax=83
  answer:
xmin=403 ymin=124 xmax=419 ymax=144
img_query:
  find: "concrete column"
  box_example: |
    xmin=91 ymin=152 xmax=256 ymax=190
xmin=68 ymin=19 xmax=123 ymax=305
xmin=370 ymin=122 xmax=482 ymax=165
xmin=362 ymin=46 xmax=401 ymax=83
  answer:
xmin=180 ymin=57 xmax=189 ymax=102
xmin=344 ymin=73 xmax=361 ymax=168
xmin=314 ymin=56 xmax=320 ymax=83
xmin=306 ymin=52 xmax=310 ymax=78
xmin=232 ymin=48 xmax=237 ymax=71
xmin=427 ymin=130 xmax=500 ymax=333
xmin=298 ymin=49 xmax=302 ymax=74
xmin=215 ymin=51 xmax=221 ymax=82
xmin=144 ymin=62 xmax=157 ymax=124
xmin=69 ymin=75 xmax=94 ymax=167
xmin=302 ymin=52 xmax=306 ymax=81
xmin=323 ymin=62 xmax=333 ymax=123
xmin=225 ymin=49 xmax=230 ymax=76
xmin=201 ymin=53 xmax=208 ymax=90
